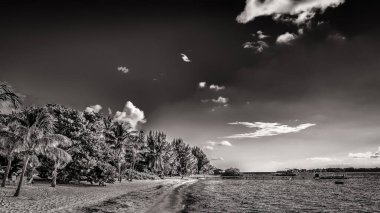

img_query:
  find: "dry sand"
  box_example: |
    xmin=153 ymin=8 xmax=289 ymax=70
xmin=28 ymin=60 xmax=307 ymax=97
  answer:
xmin=0 ymin=178 xmax=197 ymax=213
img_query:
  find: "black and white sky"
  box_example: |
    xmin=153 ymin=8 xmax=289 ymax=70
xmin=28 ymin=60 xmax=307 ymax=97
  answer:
xmin=1 ymin=0 xmax=380 ymax=171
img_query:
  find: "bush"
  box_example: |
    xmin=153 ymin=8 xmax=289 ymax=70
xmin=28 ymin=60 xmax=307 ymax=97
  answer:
xmin=221 ymin=168 xmax=241 ymax=177
xmin=125 ymin=170 xmax=160 ymax=180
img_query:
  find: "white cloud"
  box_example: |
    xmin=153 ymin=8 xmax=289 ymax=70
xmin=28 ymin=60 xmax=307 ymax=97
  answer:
xmin=209 ymin=84 xmax=225 ymax=91
xmin=257 ymin=30 xmax=269 ymax=39
xmin=203 ymin=145 xmax=214 ymax=150
xmin=236 ymin=0 xmax=345 ymax=25
xmin=328 ymin=33 xmax=346 ymax=41
xmin=212 ymin=96 xmax=229 ymax=104
xmin=219 ymin=140 xmax=232 ymax=146
xmin=85 ymin=104 xmax=102 ymax=113
xmin=211 ymin=157 xmax=224 ymax=161
xmin=349 ymin=147 xmax=380 ymax=159
xmin=298 ymin=28 xmax=304 ymax=35
xmin=276 ymin=32 xmax=298 ymax=45
xmin=113 ymin=101 xmax=146 ymax=129
xmin=201 ymin=99 xmax=210 ymax=103
xmin=243 ymin=41 xmax=269 ymax=53
xmin=199 ymin=82 xmax=207 ymax=88
xmin=207 ymin=140 xmax=232 ymax=147
xmin=307 ymin=157 xmax=336 ymax=162
xmin=225 ymin=122 xmax=315 ymax=139
xmin=180 ymin=53 xmax=191 ymax=62
xmin=117 ymin=66 xmax=129 ymax=74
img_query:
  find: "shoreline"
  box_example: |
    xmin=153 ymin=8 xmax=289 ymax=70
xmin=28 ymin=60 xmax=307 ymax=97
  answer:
xmin=0 ymin=178 xmax=196 ymax=213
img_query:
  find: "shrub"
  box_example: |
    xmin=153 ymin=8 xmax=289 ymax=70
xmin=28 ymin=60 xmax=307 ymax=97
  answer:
xmin=221 ymin=168 xmax=241 ymax=177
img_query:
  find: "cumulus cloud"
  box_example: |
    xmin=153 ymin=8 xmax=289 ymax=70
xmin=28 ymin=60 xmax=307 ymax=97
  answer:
xmin=209 ymin=84 xmax=225 ymax=91
xmin=349 ymin=147 xmax=380 ymax=159
xmin=212 ymin=96 xmax=229 ymax=104
xmin=276 ymin=32 xmax=298 ymax=45
xmin=225 ymin=122 xmax=315 ymax=139
xmin=117 ymin=66 xmax=129 ymax=74
xmin=236 ymin=0 xmax=345 ymax=25
xmin=113 ymin=101 xmax=146 ymax=129
xmin=180 ymin=53 xmax=191 ymax=62
xmin=199 ymin=82 xmax=207 ymax=88
xmin=256 ymin=30 xmax=269 ymax=39
xmin=243 ymin=41 xmax=269 ymax=53
xmin=85 ymin=104 xmax=103 ymax=113
xmin=211 ymin=157 xmax=224 ymax=161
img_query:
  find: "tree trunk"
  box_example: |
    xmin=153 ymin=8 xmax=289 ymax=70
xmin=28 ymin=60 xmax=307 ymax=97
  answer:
xmin=1 ymin=157 xmax=12 ymax=187
xmin=118 ymin=162 xmax=122 ymax=182
xmin=51 ymin=164 xmax=58 ymax=187
xmin=14 ymin=155 xmax=30 ymax=197
xmin=28 ymin=165 xmax=35 ymax=184
xmin=128 ymin=157 xmax=135 ymax=182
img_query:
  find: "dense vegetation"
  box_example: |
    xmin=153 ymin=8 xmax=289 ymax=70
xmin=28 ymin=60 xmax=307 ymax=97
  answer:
xmin=0 ymin=83 xmax=214 ymax=196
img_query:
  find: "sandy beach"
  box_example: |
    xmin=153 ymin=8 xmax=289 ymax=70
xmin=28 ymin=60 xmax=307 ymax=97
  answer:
xmin=0 ymin=178 xmax=197 ymax=213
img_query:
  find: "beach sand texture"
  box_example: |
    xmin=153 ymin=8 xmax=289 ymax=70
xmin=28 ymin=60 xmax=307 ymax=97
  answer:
xmin=0 ymin=178 xmax=194 ymax=213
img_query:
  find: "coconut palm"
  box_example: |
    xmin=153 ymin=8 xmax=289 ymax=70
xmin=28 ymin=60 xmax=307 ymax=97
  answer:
xmin=26 ymin=155 xmax=40 ymax=184
xmin=105 ymin=121 xmax=133 ymax=182
xmin=44 ymin=146 xmax=72 ymax=187
xmin=0 ymin=117 xmax=24 ymax=187
xmin=13 ymin=107 xmax=72 ymax=196
xmin=146 ymin=131 xmax=167 ymax=175
xmin=126 ymin=131 xmax=147 ymax=181
xmin=0 ymin=83 xmax=22 ymax=109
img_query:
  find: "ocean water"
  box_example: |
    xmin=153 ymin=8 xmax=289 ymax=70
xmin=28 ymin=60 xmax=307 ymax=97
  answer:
xmin=182 ymin=173 xmax=380 ymax=212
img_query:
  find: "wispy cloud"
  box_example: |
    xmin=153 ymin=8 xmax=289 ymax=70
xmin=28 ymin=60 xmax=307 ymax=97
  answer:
xmin=237 ymin=0 xmax=345 ymax=25
xmin=203 ymin=145 xmax=214 ymax=150
xmin=211 ymin=157 xmax=224 ymax=161
xmin=113 ymin=101 xmax=146 ymax=130
xmin=85 ymin=104 xmax=102 ymax=113
xmin=307 ymin=157 xmax=337 ymax=162
xmin=208 ymin=140 xmax=232 ymax=147
xmin=180 ymin=53 xmax=191 ymax=62
xmin=225 ymin=122 xmax=315 ymax=139
xmin=212 ymin=96 xmax=229 ymax=104
xmin=328 ymin=33 xmax=346 ymax=42
xmin=209 ymin=84 xmax=225 ymax=91
xmin=276 ymin=32 xmax=298 ymax=45
xmin=349 ymin=147 xmax=380 ymax=159
xmin=117 ymin=66 xmax=129 ymax=74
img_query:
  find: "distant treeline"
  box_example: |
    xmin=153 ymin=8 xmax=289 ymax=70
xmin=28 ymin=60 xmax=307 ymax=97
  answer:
xmin=280 ymin=168 xmax=380 ymax=173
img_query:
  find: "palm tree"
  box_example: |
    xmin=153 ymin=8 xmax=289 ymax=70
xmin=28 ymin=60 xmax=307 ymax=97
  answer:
xmin=27 ymin=155 xmax=40 ymax=184
xmin=146 ymin=131 xmax=166 ymax=175
xmin=13 ymin=107 xmax=72 ymax=196
xmin=0 ymin=117 xmax=24 ymax=187
xmin=44 ymin=146 xmax=72 ymax=187
xmin=0 ymin=83 xmax=22 ymax=109
xmin=105 ymin=121 xmax=133 ymax=182
xmin=126 ymin=131 xmax=147 ymax=181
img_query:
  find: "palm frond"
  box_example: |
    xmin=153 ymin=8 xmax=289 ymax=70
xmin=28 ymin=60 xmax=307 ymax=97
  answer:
xmin=36 ymin=134 xmax=72 ymax=149
xmin=0 ymin=83 xmax=22 ymax=109
xmin=44 ymin=147 xmax=72 ymax=166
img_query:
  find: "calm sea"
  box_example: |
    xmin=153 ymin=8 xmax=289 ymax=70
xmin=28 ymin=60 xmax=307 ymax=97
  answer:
xmin=182 ymin=173 xmax=380 ymax=212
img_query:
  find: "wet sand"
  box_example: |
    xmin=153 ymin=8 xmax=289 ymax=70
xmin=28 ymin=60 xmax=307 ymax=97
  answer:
xmin=0 ymin=178 xmax=196 ymax=213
